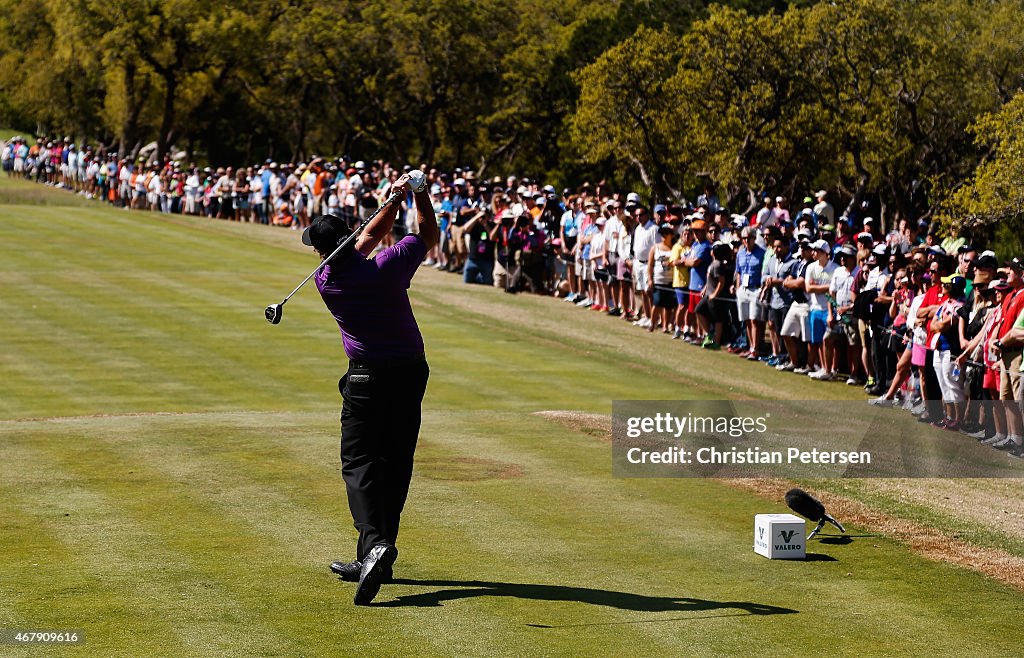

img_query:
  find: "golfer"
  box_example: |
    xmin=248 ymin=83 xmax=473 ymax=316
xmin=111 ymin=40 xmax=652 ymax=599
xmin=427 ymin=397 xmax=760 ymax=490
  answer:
xmin=302 ymin=171 xmax=437 ymax=605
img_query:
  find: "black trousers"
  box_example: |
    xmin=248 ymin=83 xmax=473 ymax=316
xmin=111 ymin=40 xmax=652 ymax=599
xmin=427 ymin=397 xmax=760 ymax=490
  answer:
xmin=339 ymin=356 xmax=429 ymax=561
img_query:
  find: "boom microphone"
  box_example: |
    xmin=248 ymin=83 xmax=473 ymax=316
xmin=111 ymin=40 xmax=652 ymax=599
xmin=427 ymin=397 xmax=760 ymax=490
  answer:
xmin=785 ymin=488 xmax=846 ymax=540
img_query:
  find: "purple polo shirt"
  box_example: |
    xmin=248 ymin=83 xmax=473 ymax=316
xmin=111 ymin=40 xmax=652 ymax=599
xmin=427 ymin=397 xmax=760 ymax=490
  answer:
xmin=315 ymin=235 xmax=427 ymax=361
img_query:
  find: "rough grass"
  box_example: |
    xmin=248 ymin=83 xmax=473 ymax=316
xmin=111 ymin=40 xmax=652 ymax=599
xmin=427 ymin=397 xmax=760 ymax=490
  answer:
xmin=1 ymin=179 xmax=1023 ymax=656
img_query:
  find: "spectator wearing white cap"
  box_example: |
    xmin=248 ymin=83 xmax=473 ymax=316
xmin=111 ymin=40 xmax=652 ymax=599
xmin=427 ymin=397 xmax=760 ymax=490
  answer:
xmin=774 ymin=196 xmax=790 ymax=224
xmin=629 ymin=204 xmax=657 ymax=327
xmin=805 ymin=239 xmax=839 ymax=380
xmin=813 ymin=190 xmax=834 ymax=224
xmin=755 ymin=195 xmax=778 ymax=229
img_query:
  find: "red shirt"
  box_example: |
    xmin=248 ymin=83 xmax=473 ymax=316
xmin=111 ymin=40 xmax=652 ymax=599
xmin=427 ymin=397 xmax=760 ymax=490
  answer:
xmin=997 ymin=288 xmax=1024 ymax=338
xmin=920 ymin=284 xmax=947 ymax=344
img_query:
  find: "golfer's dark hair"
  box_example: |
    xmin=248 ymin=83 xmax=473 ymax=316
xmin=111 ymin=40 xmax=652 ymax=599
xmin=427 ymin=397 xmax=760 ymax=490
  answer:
xmin=309 ymin=214 xmax=352 ymax=255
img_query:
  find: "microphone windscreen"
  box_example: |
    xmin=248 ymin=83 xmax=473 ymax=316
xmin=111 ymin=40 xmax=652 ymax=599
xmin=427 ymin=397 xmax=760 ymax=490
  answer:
xmin=785 ymin=488 xmax=825 ymax=522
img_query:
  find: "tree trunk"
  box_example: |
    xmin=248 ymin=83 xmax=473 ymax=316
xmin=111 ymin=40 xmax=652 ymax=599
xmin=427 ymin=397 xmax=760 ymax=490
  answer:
xmin=119 ymin=61 xmax=140 ymax=161
xmin=156 ymin=73 xmax=178 ymax=162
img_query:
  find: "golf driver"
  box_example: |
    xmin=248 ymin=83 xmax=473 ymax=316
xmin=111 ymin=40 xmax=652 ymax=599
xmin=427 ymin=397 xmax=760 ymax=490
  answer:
xmin=265 ymin=169 xmax=426 ymax=324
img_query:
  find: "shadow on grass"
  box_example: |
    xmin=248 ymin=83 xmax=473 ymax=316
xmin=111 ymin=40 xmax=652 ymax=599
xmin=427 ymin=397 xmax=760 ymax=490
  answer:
xmin=380 ymin=579 xmax=798 ymax=620
xmin=804 ymin=553 xmax=839 ymax=561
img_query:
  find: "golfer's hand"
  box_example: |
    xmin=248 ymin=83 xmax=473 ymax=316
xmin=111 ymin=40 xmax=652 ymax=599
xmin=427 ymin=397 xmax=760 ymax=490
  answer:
xmin=391 ymin=174 xmax=413 ymax=196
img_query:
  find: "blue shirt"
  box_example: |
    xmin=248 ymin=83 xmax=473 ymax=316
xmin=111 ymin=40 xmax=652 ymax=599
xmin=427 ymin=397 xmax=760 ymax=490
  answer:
xmin=768 ymin=254 xmax=800 ymax=309
xmin=688 ymin=241 xmax=711 ymax=291
xmin=581 ymin=224 xmax=599 ymax=260
xmin=735 ymin=245 xmax=766 ymax=288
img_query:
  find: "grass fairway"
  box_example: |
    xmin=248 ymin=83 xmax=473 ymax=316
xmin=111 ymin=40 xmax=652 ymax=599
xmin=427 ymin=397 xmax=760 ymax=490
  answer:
xmin=1 ymin=176 xmax=1022 ymax=656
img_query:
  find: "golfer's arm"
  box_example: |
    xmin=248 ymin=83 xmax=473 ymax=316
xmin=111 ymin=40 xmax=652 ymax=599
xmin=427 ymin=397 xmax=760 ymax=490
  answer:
xmin=413 ymin=190 xmax=439 ymax=250
xmin=355 ymin=198 xmax=400 ymax=256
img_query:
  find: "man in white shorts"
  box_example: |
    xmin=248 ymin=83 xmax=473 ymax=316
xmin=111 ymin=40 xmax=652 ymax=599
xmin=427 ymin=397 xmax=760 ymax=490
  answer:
xmin=630 ymin=203 xmax=657 ymax=326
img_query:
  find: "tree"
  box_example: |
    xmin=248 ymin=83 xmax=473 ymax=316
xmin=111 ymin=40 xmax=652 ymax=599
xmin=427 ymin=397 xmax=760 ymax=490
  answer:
xmin=572 ymin=26 xmax=685 ymax=201
xmin=937 ymin=90 xmax=1024 ymax=253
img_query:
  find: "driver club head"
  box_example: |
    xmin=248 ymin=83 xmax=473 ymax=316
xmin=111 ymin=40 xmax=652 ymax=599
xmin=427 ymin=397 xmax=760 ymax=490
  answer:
xmin=265 ymin=303 xmax=283 ymax=324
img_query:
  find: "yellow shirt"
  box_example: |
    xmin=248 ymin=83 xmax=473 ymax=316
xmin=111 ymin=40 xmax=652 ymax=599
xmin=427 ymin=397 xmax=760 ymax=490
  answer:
xmin=670 ymin=242 xmax=691 ymax=288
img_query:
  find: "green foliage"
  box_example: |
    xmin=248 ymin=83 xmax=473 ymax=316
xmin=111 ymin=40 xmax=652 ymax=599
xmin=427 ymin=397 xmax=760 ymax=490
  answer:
xmin=938 ymin=90 xmax=1024 ymax=255
xmin=1 ymin=0 xmax=1023 ymax=232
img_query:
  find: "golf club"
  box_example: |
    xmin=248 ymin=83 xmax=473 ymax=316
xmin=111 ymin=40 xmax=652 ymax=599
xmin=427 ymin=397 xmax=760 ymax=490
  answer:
xmin=265 ymin=169 xmax=426 ymax=324
xmin=785 ymin=487 xmax=847 ymax=540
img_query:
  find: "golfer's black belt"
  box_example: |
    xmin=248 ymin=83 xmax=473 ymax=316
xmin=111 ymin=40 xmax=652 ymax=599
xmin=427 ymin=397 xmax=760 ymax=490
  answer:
xmin=349 ymin=354 xmax=426 ymax=370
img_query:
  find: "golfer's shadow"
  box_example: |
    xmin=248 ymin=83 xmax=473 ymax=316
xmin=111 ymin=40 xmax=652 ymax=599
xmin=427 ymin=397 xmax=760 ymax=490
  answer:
xmin=379 ymin=579 xmax=797 ymax=619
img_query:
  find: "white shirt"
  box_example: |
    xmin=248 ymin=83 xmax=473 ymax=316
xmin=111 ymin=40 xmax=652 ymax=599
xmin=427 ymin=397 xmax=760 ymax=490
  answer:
xmin=830 ymin=266 xmax=855 ymax=310
xmin=814 ymin=201 xmax=835 ymax=223
xmin=632 ymin=220 xmax=657 ymax=262
xmin=806 ymin=260 xmax=838 ymax=312
xmin=589 ymin=228 xmax=606 ymax=265
xmin=603 ymin=216 xmax=623 ymax=252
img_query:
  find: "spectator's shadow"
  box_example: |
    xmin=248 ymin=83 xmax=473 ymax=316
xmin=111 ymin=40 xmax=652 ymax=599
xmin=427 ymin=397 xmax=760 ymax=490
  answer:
xmin=379 ymin=578 xmax=798 ymax=619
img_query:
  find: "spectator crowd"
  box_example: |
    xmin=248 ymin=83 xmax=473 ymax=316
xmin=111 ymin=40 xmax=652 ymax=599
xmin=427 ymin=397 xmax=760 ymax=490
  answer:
xmin=4 ymin=133 xmax=1024 ymax=460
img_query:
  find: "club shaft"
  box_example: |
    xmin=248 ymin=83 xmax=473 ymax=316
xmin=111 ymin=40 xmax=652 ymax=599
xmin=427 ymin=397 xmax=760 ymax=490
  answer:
xmin=279 ymin=190 xmax=403 ymax=305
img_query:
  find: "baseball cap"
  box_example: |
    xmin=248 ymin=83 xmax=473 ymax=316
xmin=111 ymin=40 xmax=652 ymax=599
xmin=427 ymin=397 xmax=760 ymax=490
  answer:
xmin=815 ymin=190 xmax=827 ymax=198
xmin=820 ymin=223 xmax=836 ymax=233
xmin=975 ymin=254 xmax=998 ymax=270
xmin=802 ymin=196 xmax=813 ymax=204
xmin=795 ymin=229 xmax=811 ymax=240
xmin=940 ymin=273 xmax=964 ymax=285
xmin=626 ymin=192 xmax=642 ymax=204
xmin=691 ymin=220 xmax=707 ymax=230
xmin=1005 ymin=256 xmax=1024 ymax=271
xmin=653 ymin=204 xmax=667 ymax=214
xmin=301 ymin=214 xmax=351 ymax=252
xmin=810 ymin=239 xmax=830 ymax=253
xmin=989 ymin=279 xmax=1011 ymax=291
xmin=454 ymin=177 xmax=466 ymax=186
xmin=838 ymin=244 xmax=857 ymax=257
xmin=856 ymin=231 xmax=874 ymax=243
xmin=927 ymin=245 xmax=947 ymax=255
xmin=872 ymin=244 xmax=888 ymax=256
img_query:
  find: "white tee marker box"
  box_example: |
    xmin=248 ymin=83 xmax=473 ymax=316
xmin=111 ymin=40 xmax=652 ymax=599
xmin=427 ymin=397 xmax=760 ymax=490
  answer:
xmin=754 ymin=514 xmax=806 ymax=559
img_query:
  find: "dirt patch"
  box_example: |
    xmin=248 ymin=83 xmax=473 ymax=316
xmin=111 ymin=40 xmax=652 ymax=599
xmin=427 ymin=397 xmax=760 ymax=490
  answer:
xmin=851 ymin=479 xmax=1024 ymax=540
xmin=532 ymin=410 xmax=611 ymax=441
xmin=416 ymin=457 xmax=524 ymax=481
xmin=722 ymin=478 xmax=1024 ymax=592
